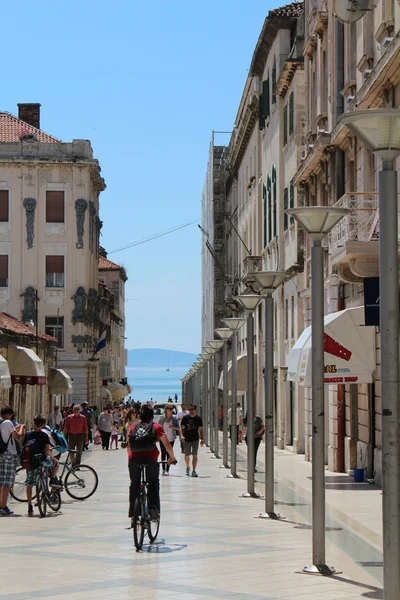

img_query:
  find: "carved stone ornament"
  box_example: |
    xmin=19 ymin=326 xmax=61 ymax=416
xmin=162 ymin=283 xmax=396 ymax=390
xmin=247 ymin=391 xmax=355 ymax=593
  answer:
xmin=75 ymin=198 xmax=88 ymax=249
xmin=20 ymin=286 xmax=37 ymax=323
xmin=23 ymin=197 xmax=36 ymax=249
xmin=71 ymin=286 xmax=87 ymax=324
xmin=89 ymin=200 xmax=96 ymax=217
xmin=71 ymin=334 xmax=93 ymax=354
xmin=87 ymin=288 xmax=99 ymax=325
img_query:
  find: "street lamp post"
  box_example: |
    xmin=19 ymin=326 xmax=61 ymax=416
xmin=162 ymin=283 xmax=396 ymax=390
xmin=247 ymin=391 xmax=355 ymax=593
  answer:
xmin=222 ymin=318 xmax=246 ymax=478
xmin=340 ymin=108 xmax=400 ymax=598
xmin=235 ymin=295 xmax=263 ymax=497
xmin=204 ymin=346 xmax=216 ymax=452
xmin=203 ymin=359 xmax=209 ymax=447
xmin=208 ymin=340 xmax=225 ymax=458
xmin=250 ymin=271 xmax=286 ymax=518
xmin=215 ymin=328 xmax=234 ymax=468
xmin=286 ymin=206 xmax=349 ymax=575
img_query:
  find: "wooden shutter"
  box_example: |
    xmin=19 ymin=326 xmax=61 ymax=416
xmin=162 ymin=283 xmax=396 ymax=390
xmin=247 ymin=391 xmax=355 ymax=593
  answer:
xmin=284 ymin=188 xmax=288 ymax=230
xmin=46 ymin=255 xmax=64 ymax=273
xmin=46 ymin=191 xmax=65 ymax=223
xmin=267 ymin=175 xmax=272 ymax=244
xmin=272 ymin=64 xmax=276 ymax=105
xmin=0 ymin=255 xmax=8 ymax=283
xmin=259 ymin=96 xmax=265 ymax=131
xmin=284 ymin=106 xmax=288 ymax=146
xmin=263 ymin=183 xmax=267 ymax=247
xmin=0 ymin=191 xmax=9 ymax=222
xmin=272 ymin=166 xmax=277 ymax=238
xmin=290 ymin=180 xmax=295 ymax=224
xmin=289 ymin=92 xmax=294 ymax=135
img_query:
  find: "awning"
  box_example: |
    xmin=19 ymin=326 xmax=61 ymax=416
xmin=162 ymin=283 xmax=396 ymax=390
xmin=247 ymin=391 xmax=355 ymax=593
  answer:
xmin=218 ymin=352 xmax=258 ymax=393
xmin=8 ymin=345 xmax=46 ymax=386
xmin=0 ymin=355 xmax=11 ymax=390
xmin=100 ymin=387 xmax=112 ymax=401
xmin=288 ymin=306 xmax=376 ymax=386
xmin=107 ymin=382 xmax=126 ymax=400
xmin=48 ymin=368 xmax=73 ymax=395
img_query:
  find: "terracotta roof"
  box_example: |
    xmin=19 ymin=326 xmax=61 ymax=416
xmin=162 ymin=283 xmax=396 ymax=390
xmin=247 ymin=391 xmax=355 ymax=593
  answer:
xmin=99 ymin=256 xmax=123 ymax=271
xmin=0 ymin=112 xmax=60 ymax=143
xmin=0 ymin=312 xmax=57 ymax=343
xmin=268 ymin=2 xmax=304 ymax=18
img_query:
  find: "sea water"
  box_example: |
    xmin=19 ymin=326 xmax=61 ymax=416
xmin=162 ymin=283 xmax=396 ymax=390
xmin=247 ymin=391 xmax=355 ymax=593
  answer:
xmin=125 ymin=367 xmax=189 ymax=403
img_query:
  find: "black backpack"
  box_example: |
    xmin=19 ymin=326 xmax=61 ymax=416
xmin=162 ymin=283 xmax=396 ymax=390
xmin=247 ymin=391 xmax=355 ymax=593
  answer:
xmin=0 ymin=419 xmax=11 ymax=454
xmin=129 ymin=422 xmax=157 ymax=452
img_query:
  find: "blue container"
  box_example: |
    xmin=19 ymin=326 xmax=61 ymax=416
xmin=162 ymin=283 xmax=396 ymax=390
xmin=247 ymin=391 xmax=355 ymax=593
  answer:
xmin=353 ymin=468 xmax=365 ymax=482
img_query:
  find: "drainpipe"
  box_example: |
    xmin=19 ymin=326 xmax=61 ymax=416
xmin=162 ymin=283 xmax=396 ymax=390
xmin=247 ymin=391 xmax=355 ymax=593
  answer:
xmin=337 ymin=283 xmax=345 ymax=472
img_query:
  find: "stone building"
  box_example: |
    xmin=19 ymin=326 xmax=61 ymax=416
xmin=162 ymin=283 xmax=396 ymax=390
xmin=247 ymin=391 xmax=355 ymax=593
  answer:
xmin=0 ymin=103 xmax=106 ymax=405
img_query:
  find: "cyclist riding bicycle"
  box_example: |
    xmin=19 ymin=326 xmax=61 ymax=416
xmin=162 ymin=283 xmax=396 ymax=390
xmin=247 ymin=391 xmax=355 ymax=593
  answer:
xmin=127 ymin=404 xmax=176 ymax=523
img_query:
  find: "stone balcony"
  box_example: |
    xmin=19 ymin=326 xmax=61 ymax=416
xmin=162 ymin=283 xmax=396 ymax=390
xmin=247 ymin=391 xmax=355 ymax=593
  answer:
xmin=329 ymin=192 xmax=379 ymax=282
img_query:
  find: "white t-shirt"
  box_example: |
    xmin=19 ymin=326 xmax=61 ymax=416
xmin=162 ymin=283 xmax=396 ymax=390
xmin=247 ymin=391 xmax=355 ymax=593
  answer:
xmin=0 ymin=420 xmax=17 ymax=455
xmin=163 ymin=419 xmax=177 ymax=442
xmin=227 ymin=408 xmax=242 ymax=426
xmin=177 ymin=411 xmax=189 ymax=421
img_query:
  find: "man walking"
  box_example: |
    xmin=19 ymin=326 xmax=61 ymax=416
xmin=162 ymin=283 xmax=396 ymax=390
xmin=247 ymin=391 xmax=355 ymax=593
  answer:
xmin=0 ymin=406 xmax=25 ymax=515
xmin=180 ymin=404 xmax=204 ymax=477
xmin=228 ymin=402 xmax=243 ymax=444
xmin=80 ymin=402 xmax=94 ymax=449
xmin=63 ymin=405 xmax=88 ymax=466
xmin=177 ymin=403 xmax=189 ymax=453
xmin=48 ymin=405 xmax=63 ymax=431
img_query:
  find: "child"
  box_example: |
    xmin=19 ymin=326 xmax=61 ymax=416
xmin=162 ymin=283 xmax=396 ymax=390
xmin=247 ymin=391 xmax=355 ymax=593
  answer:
xmin=110 ymin=423 xmax=119 ymax=450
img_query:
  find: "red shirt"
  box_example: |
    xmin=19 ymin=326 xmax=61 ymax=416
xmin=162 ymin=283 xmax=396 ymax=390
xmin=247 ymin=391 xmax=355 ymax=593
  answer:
xmin=64 ymin=413 xmax=88 ymax=436
xmin=128 ymin=422 xmax=165 ymax=461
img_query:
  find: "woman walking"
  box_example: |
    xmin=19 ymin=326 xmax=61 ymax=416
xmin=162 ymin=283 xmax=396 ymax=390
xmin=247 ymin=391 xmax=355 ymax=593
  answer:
xmin=243 ymin=412 xmax=265 ymax=472
xmin=122 ymin=406 xmax=140 ymax=448
xmin=159 ymin=405 xmax=179 ymax=475
xmin=97 ymin=406 xmax=113 ymax=450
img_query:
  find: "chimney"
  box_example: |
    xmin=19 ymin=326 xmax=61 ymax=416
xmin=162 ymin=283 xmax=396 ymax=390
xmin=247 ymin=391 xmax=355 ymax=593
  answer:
xmin=17 ymin=103 xmax=41 ymax=129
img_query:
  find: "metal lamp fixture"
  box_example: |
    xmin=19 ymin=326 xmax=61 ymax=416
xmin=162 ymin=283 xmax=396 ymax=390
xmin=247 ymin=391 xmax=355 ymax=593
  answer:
xmin=286 ymin=206 xmax=349 ymax=575
xmin=340 ymin=108 xmax=400 ymax=599
xmin=215 ymin=327 xmax=234 ymax=468
xmin=249 ymin=270 xmax=286 ymax=519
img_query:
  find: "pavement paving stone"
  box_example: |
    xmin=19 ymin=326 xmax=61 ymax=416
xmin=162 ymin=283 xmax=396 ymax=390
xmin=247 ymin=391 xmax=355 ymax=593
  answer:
xmin=1 ymin=443 xmax=384 ymax=600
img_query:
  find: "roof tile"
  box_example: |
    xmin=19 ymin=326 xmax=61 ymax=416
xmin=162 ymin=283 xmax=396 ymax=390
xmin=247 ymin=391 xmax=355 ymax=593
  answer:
xmin=0 ymin=312 xmax=57 ymax=342
xmin=99 ymin=256 xmax=123 ymax=271
xmin=0 ymin=112 xmax=60 ymax=143
xmin=268 ymin=2 xmax=304 ymax=18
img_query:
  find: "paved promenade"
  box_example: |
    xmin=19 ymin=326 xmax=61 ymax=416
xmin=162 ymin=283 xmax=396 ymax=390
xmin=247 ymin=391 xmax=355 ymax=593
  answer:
xmin=2 ymin=444 xmax=383 ymax=600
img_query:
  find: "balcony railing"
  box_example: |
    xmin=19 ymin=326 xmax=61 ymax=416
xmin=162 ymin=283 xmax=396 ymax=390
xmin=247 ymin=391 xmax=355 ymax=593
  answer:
xmin=329 ymin=192 xmax=379 ymax=253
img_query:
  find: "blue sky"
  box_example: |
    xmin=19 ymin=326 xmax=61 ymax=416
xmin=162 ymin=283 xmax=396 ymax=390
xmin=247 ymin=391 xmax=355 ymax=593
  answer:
xmin=2 ymin=0 xmax=275 ymax=353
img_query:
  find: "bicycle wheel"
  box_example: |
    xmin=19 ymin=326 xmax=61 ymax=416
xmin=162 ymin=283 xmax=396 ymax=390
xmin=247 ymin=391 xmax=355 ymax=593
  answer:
xmin=36 ymin=479 xmax=47 ymax=517
xmin=10 ymin=467 xmax=37 ymax=502
xmin=133 ymin=499 xmax=146 ymax=550
xmin=64 ymin=464 xmax=98 ymax=500
xmin=47 ymin=489 xmax=61 ymax=512
xmin=148 ymin=514 xmax=160 ymax=543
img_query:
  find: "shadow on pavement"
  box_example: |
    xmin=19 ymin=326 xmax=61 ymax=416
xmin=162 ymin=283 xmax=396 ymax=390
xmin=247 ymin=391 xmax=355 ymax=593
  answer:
xmin=329 ymin=575 xmax=383 ymax=599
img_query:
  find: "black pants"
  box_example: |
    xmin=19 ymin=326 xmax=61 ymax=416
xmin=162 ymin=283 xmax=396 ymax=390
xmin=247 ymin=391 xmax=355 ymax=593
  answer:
xmin=159 ymin=440 xmax=174 ymax=472
xmin=229 ymin=425 xmax=239 ymax=444
xmin=128 ymin=457 xmax=160 ymax=517
xmin=99 ymin=429 xmax=111 ymax=449
xmin=245 ymin=437 xmax=262 ymax=467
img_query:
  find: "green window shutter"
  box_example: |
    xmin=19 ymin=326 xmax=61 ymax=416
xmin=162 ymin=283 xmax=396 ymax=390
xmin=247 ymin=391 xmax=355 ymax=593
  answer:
xmin=283 ymin=105 xmax=288 ymax=146
xmin=289 ymin=180 xmax=295 ymax=225
xmin=259 ymin=95 xmax=265 ymax=130
xmin=263 ymin=183 xmax=267 ymax=247
xmin=267 ymin=175 xmax=272 ymax=244
xmin=284 ymin=188 xmax=288 ymax=231
xmin=289 ymin=92 xmax=294 ymax=135
xmin=272 ymin=165 xmax=277 ymax=238
xmin=272 ymin=64 xmax=276 ymax=105
xmin=262 ymin=79 xmax=270 ymax=118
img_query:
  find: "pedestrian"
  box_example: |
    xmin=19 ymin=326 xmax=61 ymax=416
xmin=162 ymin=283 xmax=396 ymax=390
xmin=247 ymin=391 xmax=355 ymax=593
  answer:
xmin=177 ymin=403 xmax=189 ymax=453
xmin=174 ymin=393 xmax=178 ymax=402
xmin=228 ymin=402 xmax=243 ymax=444
xmin=243 ymin=413 xmax=265 ymax=472
xmin=167 ymin=396 xmax=173 ymax=403
xmin=63 ymin=405 xmax=88 ymax=466
xmin=110 ymin=423 xmax=119 ymax=449
xmin=80 ymin=402 xmax=94 ymax=450
xmin=0 ymin=406 xmax=26 ymax=515
xmin=219 ymin=405 xmax=223 ymax=431
xmin=159 ymin=405 xmax=179 ymax=475
xmin=48 ymin=405 xmax=63 ymax=431
xmin=97 ymin=406 xmax=113 ymax=450
xmin=180 ymin=404 xmax=204 ymax=477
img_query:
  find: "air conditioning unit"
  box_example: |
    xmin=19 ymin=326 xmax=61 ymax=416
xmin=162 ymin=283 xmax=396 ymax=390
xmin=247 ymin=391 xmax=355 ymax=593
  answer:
xmin=346 ymin=95 xmax=355 ymax=104
xmin=363 ymin=68 xmax=372 ymax=79
xmin=382 ymin=37 xmax=394 ymax=49
xmin=308 ymin=144 xmax=314 ymax=150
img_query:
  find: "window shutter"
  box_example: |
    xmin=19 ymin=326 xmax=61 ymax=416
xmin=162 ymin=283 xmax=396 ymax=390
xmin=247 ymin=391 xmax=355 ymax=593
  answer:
xmin=284 ymin=105 xmax=288 ymax=146
xmin=272 ymin=165 xmax=277 ymax=238
xmin=46 ymin=191 xmax=65 ymax=223
xmin=0 ymin=255 xmax=8 ymax=281
xmin=289 ymin=92 xmax=294 ymax=135
xmin=267 ymin=175 xmax=272 ymax=244
xmin=263 ymin=183 xmax=267 ymax=247
xmin=262 ymin=79 xmax=270 ymax=118
xmin=259 ymin=95 xmax=265 ymax=131
xmin=284 ymin=188 xmax=288 ymax=231
xmin=290 ymin=180 xmax=295 ymax=225
xmin=0 ymin=191 xmax=9 ymax=222
xmin=46 ymin=255 xmax=64 ymax=273
xmin=272 ymin=64 xmax=276 ymax=105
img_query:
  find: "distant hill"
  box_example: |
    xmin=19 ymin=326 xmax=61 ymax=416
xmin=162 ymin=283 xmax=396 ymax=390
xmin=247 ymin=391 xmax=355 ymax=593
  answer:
xmin=127 ymin=348 xmax=197 ymax=368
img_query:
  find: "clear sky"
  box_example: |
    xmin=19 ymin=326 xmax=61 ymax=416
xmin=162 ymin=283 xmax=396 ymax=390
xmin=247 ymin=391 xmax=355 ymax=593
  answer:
xmin=1 ymin=0 xmax=275 ymax=354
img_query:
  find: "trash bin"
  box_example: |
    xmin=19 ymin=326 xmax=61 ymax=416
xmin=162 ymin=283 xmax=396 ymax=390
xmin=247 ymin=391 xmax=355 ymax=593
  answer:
xmin=353 ymin=468 xmax=365 ymax=482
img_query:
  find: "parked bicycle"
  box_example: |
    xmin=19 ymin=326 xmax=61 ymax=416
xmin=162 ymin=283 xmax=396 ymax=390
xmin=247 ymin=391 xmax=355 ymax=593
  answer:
xmin=34 ymin=454 xmax=62 ymax=517
xmin=11 ymin=449 xmax=98 ymax=503
xmin=131 ymin=460 xmax=176 ymax=551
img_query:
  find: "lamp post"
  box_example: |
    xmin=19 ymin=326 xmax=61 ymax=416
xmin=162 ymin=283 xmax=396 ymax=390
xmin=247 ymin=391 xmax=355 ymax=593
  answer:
xmin=286 ymin=206 xmax=349 ymax=575
xmin=208 ymin=339 xmax=225 ymax=458
xmin=221 ymin=317 xmax=246 ymax=478
xmin=201 ymin=358 xmax=209 ymax=447
xmin=215 ymin=328 xmax=234 ymax=468
xmin=203 ymin=346 xmax=216 ymax=452
xmin=234 ymin=295 xmax=263 ymax=497
xmin=249 ymin=271 xmax=286 ymax=519
xmin=340 ymin=108 xmax=400 ymax=598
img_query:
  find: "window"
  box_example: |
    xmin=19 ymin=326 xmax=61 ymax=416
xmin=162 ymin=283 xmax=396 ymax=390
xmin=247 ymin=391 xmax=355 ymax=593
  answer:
xmin=289 ymin=92 xmax=294 ymax=135
xmin=0 ymin=191 xmax=9 ymax=222
xmin=263 ymin=183 xmax=267 ymax=247
xmin=283 ymin=105 xmax=288 ymax=146
xmin=285 ymin=299 xmax=289 ymax=340
xmin=267 ymin=175 xmax=272 ymax=244
xmin=45 ymin=316 xmax=64 ymax=348
xmin=46 ymin=256 xmax=64 ymax=287
xmin=0 ymin=255 xmax=8 ymax=287
xmin=272 ymin=165 xmax=277 ymax=238
xmin=272 ymin=63 xmax=276 ymax=105
xmin=259 ymin=79 xmax=270 ymax=130
xmin=284 ymin=188 xmax=288 ymax=231
xmin=46 ymin=191 xmax=64 ymax=223
xmin=291 ymin=296 xmax=295 ymax=339
xmin=289 ymin=180 xmax=295 ymax=225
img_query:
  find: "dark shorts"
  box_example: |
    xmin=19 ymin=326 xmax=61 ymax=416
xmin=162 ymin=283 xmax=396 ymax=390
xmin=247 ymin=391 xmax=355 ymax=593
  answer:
xmin=184 ymin=440 xmax=199 ymax=456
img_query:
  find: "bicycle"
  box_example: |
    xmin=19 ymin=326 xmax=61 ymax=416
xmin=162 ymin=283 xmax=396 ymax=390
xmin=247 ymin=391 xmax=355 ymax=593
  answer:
xmin=11 ymin=449 xmax=98 ymax=503
xmin=131 ymin=460 xmax=176 ymax=551
xmin=34 ymin=454 xmax=62 ymax=517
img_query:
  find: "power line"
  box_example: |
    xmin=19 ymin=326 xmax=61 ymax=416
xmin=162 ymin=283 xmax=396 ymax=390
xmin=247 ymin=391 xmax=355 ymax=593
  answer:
xmin=108 ymin=217 xmax=200 ymax=254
